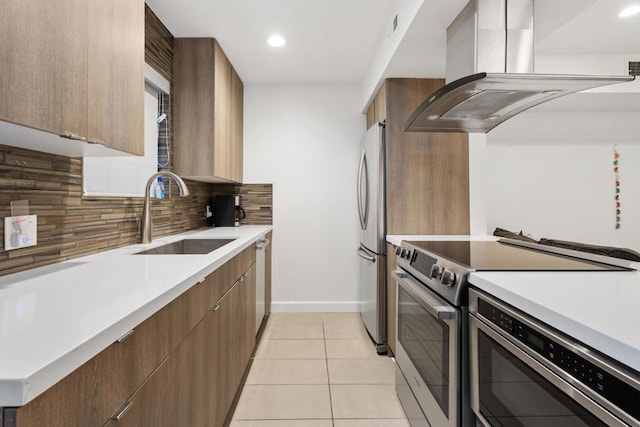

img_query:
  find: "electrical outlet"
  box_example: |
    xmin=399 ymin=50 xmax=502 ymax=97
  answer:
xmin=4 ymin=215 xmax=37 ymax=251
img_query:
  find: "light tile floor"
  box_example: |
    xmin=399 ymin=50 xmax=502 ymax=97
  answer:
xmin=231 ymin=313 xmax=409 ymax=426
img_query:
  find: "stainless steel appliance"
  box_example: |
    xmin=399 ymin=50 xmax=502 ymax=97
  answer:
xmin=470 ymin=289 xmax=640 ymax=426
xmin=393 ymin=239 xmax=633 ymax=427
xmin=405 ymin=0 xmax=634 ymax=133
xmin=356 ymin=122 xmax=386 ymax=354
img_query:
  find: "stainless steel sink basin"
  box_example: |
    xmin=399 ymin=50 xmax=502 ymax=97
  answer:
xmin=134 ymin=238 xmax=236 ymax=255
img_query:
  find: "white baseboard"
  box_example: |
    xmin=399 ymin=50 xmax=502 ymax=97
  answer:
xmin=271 ymin=301 xmax=360 ymax=313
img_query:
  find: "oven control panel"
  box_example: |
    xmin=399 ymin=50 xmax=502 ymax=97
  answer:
xmin=478 ymin=298 xmax=640 ymax=422
xmin=399 ymin=249 xmax=458 ymax=288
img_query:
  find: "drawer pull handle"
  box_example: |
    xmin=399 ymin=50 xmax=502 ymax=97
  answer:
xmin=60 ymin=133 xmax=87 ymax=142
xmin=198 ymin=277 xmax=206 ymax=283
xmin=113 ymin=401 xmax=133 ymax=420
xmin=210 ymin=304 xmax=220 ymax=312
xmin=116 ymin=330 xmax=135 ymax=343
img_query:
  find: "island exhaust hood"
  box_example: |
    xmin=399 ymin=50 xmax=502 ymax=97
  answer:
xmin=404 ymin=0 xmax=635 ymax=133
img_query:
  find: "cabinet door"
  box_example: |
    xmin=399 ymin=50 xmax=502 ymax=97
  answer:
xmin=88 ymin=0 xmax=144 ymax=154
xmin=173 ymin=38 xmax=243 ymax=183
xmin=173 ymin=38 xmax=216 ymax=177
xmin=0 ymin=0 xmax=87 ymax=139
xmin=104 ymin=358 xmax=172 ymax=427
xmin=374 ymin=82 xmax=387 ymax=123
xmin=213 ymin=42 xmax=233 ymax=181
xmin=213 ymin=269 xmax=255 ymax=426
xmin=230 ymin=66 xmax=244 ymax=183
xmin=166 ymin=309 xmax=217 ymax=426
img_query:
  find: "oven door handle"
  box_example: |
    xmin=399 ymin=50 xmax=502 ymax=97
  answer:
xmin=393 ymin=270 xmax=456 ymax=321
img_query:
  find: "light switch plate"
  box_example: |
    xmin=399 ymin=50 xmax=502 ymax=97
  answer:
xmin=4 ymin=215 xmax=37 ymax=251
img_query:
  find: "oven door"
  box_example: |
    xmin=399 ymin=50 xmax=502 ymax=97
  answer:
xmin=470 ymin=315 xmax=626 ymax=427
xmin=393 ymin=270 xmax=459 ymax=427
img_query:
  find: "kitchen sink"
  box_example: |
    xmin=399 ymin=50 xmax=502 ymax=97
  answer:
xmin=133 ymin=238 xmax=237 ymax=255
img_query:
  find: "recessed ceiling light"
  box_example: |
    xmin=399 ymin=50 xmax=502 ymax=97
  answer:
xmin=267 ymin=35 xmax=286 ymax=47
xmin=619 ymin=5 xmax=640 ymax=17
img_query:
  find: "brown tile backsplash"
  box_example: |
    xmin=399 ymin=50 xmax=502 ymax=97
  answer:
xmin=0 ymin=144 xmax=272 ymax=276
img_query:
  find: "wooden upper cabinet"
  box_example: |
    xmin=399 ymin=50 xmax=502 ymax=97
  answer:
xmin=230 ymin=66 xmax=244 ymax=183
xmin=88 ymin=0 xmax=144 ymax=154
xmin=374 ymin=83 xmax=387 ymax=123
xmin=0 ymin=0 xmax=88 ymax=139
xmin=174 ymin=38 xmax=244 ymax=183
xmin=365 ymin=82 xmax=387 ymax=129
xmin=385 ymin=78 xmax=470 ymax=235
xmin=213 ymin=42 xmax=232 ymax=180
xmin=0 ymin=0 xmax=144 ymax=156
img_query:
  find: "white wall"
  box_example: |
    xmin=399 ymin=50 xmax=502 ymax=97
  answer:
xmin=484 ymin=110 xmax=640 ymax=251
xmin=243 ymin=83 xmax=365 ymax=312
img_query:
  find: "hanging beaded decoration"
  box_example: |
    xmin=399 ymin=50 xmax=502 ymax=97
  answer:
xmin=613 ymin=145 xmax=621 ymax=229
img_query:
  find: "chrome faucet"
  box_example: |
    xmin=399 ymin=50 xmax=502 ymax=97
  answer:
xmin=140 ymin=172 xmax=190 ymax=243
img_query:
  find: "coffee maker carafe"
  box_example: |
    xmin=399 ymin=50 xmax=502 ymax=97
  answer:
xmin=234 ymin=203 xmax=246 ymax=227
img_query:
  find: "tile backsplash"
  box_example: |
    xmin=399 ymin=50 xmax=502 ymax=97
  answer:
xmin=0 ymin=144 xmax=272 ymax=276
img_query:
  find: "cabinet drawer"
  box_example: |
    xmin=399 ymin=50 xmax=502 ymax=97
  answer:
xmin=165 ymin=278 xmax=209 ymax=352
xmin=102 ymin=358 xmax=171 ymax=427
xmin=208 ymin=245 xmax=256 ymax=303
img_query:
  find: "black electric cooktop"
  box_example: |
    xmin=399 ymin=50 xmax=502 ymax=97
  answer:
xmin=405 ymin=240 xmax=631 ymax=271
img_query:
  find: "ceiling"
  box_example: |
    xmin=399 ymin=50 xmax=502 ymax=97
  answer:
xmin=146 ymin=0 xmax=640 ymax=85
xmin=146 ymin=0 xmax=399 ymax=84
xmin=535 ymin=0 xmax=640 ymax=55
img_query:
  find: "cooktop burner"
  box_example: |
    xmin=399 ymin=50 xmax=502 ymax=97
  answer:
xmin=405 ymin=240 xmax=630 ymax=271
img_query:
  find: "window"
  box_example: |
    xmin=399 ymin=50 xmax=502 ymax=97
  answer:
xmin=82 ymin=64 xmax=170 ymax=197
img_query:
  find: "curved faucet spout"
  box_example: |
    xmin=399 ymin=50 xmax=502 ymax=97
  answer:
xmin=140 ymin=172 xmax=190 ymax=243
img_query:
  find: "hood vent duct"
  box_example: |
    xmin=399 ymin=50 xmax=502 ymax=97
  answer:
xmin=405 ymin=0 xmax=635 ymax=133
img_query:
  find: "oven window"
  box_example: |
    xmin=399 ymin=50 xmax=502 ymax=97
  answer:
xmin=477 ymin=330 xmax=607 ymax=427
xmin=398 ymin=287 xmax=449 ymax=416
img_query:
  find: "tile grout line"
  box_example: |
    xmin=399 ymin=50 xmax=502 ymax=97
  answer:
xmin=322 ymin=318 xmax=336 ymax=426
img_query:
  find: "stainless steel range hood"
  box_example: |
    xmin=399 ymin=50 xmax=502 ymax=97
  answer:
xmin=404 ymin=0 xmax=635 ymax=133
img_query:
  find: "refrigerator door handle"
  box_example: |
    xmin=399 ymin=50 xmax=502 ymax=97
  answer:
xmin=357 ymin=246 xmax=376 ymax=262
xmin=357 ymin=148 xmax=369 ymax=230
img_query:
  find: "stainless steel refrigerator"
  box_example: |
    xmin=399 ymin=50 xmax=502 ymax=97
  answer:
xmin=357 ymin=122 xmax=386 ymax=354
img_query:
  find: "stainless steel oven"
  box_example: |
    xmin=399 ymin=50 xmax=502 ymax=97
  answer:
xmin=394 ymin=269 xmax=460 ymax=427
xmin=469 ymin=289 xmax=640 ymax=427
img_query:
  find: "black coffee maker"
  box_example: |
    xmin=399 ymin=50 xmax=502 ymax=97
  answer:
xmin=212 ymin=195 xmax=245 ymax=227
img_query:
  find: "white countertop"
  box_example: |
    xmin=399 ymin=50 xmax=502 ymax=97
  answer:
xmin=0 ymin=225 xmax=271 ymax=406
xmin=386 ymin=234 xmax=497 ymax=246
xmin=469 ymin=270 xmax=640 ymax=373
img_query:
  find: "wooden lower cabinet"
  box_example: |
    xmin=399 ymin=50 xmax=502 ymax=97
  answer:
xmin=215 ymin=264 xmax=256 ymax=426
xmin=102 ymin=359 xmax=171 ymax=427
xmin=6 ymin=250 xmax=260 ymax=427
